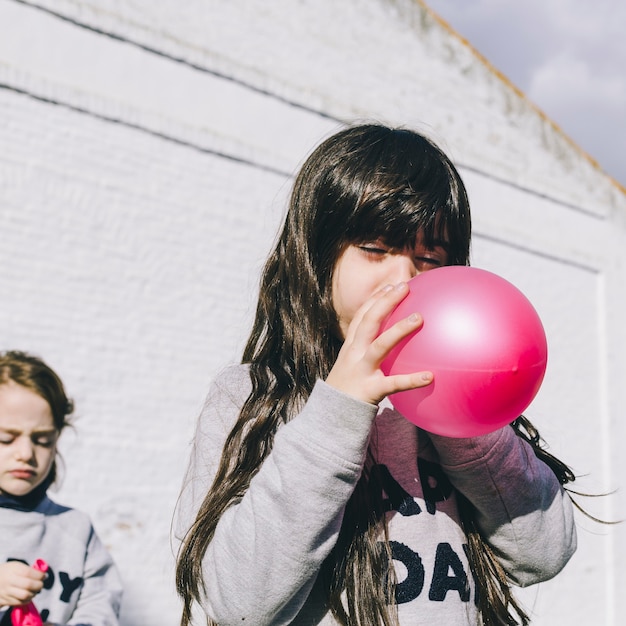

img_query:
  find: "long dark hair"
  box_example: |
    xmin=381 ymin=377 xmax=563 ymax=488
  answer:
xmin=176 ymin=124 xmax=576 ymax=625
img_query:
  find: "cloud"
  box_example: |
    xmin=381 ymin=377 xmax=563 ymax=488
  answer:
xmin=530 ymin=54 xmax=625 ymax=117
xmin=529 ymin=52 xmax=625 ymax=181
xmin=425 ymin=0 xmax=626 ymax=185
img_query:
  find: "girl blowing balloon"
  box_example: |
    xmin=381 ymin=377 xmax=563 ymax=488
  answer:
xmin=175 ymin=124 xmax=578 ymax=625
xmin=0 ymin=351 xmax=122 ymax=626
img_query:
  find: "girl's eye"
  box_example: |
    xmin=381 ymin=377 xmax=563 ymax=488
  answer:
xmin=0 ymin=437 xmax=15 ymax=445
xmin=415 ymin=256 xmax=444 ymax=269
xmin=359 ymin=245 xmax=389 ymax=256
xmin=33 ymin=435 xmax=56 ymax=448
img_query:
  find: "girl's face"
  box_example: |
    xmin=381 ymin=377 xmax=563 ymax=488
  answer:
xmin=332 ymin=232 xmax=449 ymax=338
xmin=0 ymin=381 xmax=58 ymax=497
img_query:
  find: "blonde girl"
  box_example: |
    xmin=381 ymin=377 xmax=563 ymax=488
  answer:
xmin=0 ymin=351 xmax=122 ymax=625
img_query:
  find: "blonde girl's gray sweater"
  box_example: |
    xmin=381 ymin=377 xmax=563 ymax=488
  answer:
xmin=0 ymin=497 xmax=122 ymax=625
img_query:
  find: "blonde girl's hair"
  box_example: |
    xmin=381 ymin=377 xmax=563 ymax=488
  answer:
xmin=176 ymin=124 xmax=577 ymax=625
xmin=0 ymin=350 xmax=74 ymax=484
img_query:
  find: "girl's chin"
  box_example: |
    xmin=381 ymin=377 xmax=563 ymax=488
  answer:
xmin=1 ymin=489 xmax=30 ymax=497
xmin=1 ymin=479 xmax=38 ymax=497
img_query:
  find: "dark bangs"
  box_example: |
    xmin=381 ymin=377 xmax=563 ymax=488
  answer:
xmin=300 ymin=125 xmax=471 ymax=301
xmin=338 ymin=129 xmax=471 ymax=266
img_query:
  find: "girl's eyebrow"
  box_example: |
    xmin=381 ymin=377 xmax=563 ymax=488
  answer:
xmin=0 ymin=427 xmax=20 ymax=434
xmin=421 ymin=239 xmax=450 ymax=250
xmin=0 ymin=427 xmax=57 ymax=435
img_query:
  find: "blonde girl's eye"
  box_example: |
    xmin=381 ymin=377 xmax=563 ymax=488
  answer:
xmin=32 ymin=433 xmax=58 ymax=448
xmin=0 ymin=435 xmax=15 ymax=445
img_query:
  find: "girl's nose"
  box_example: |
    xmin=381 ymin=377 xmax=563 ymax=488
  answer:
xmin=14 ymin=437 xmax=35 ymax=463
xmin=391 ymin=253 xmax=419 ymax=283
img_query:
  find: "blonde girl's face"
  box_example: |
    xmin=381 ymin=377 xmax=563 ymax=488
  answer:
xmin=0 ymin=381 xmax=58 ymax=497
xmin=331 ymin=232 xmax=449 ymax=339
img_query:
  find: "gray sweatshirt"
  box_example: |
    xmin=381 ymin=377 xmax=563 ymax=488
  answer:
xmin=0 ymin=496 xmax=122 ymax=625
xmin=176 ymin=364 xmax=576 ymax=625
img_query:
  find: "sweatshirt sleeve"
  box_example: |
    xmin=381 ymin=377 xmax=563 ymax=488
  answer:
xmin=427 ymin=425 xmax=577 ymax=587
xmin=65 ymin=526 xmax=123 ymax=626
xmin=175 ymin=365 xmax=378 ymax=626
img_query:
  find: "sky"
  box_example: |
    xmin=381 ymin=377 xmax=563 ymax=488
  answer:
xmin=425 ymin=0 xmax=626 ymax=189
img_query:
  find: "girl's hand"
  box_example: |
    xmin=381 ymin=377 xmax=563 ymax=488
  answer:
xmin=0 ymin=561 xmax=45 ymax=606
xmin=326 ymin=282 xmax=433 ymax=405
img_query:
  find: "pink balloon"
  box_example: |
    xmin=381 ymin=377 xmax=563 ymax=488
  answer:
xmin=380 ymin=266 xmax=547 ymax=437
xmin=10 ymin=561 xmax=47 ymax=626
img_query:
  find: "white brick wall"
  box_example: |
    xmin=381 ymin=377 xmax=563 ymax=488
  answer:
xmin=1 ymin=1 xmax=624 ymax=624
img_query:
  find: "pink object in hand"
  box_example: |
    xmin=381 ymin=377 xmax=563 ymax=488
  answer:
xmin=11 ymin=560 xmax=48 ymax=626
xmin=379 ymin=267 xmax=548 ymax=437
